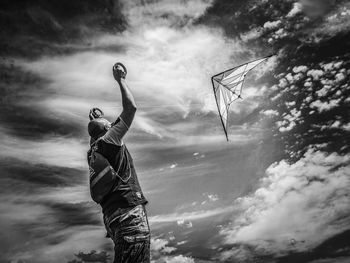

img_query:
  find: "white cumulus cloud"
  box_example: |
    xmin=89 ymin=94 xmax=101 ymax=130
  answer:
xmin=287 ymin=2 xmax=303 ymax=18
xmin=220 ymin=149 xmax=350 ymax=259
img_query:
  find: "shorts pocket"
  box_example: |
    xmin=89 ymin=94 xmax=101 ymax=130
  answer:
xmin=123 ymin=233 xmax=150 ymax=243
xmin=119 ymin=206 xmax=150 ymax=235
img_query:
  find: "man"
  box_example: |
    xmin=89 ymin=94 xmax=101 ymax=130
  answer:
xmin=87 ymin=63 xmax=150 ymax=262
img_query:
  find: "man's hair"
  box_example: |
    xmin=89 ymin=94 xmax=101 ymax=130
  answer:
xmin=88 ymin=118 xmax=111 ymax=144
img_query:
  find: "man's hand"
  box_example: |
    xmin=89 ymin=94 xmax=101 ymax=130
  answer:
xmin=113 ymin=63 xmax=127 ymax=82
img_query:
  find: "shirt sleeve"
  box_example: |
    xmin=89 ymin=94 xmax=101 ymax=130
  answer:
xmin=102 ymin=117 xmax=129 ymax=146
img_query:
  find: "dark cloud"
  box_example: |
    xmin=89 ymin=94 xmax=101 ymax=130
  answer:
xmin=0 ymin=63 xmax=87 ymax=139
xmin=199 ymin=0 xmax=350 ymax=161
xmin=68 ymin=250 xmax=110 ymax=263
xmin=43 ymin=201 xmax=100 ymax=227
xmin=264 ymin=47 xmax=350 ymax=161
xmin=196 ymin=0 xmax=350 ymax=261
xmin=0 ymin=103 xmax=86 ymax=140
xmin=0 ymin=0 xmax=126 ymax=58
xmin=300 ymin=0 xmax=337 ymax=19
xmin=276 ymin=229 xmax=350 ymax=263
xmin=0 ymin=158 xmax=86 ymax=192
xmin=196 ymin=0 xmax=291 ymax=50
xmin=212 ymin=230 xmax=350 ymax=262
xmin=0 ymin=102 xmax=86 ymax=140
xmin=0 ymin=199 xmax=102 ymax=262
xmin=198 ymin=0 xmax=345 ymax=50
xmin=0 ymin=1 xmax=127 ymax=142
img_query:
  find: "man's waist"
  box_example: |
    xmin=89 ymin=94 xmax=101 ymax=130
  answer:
xmin=102 ymin=197 xmax=148 ymax=223
xmin=103 ymin=206 xmax=134 ymax=226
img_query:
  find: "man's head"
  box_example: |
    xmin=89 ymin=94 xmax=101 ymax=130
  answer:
xmin=88 ymin=108 xmax=111 ymax=144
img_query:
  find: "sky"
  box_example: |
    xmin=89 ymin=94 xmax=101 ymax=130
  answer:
xmin=0 ymin=0 xmax=349 ymax=262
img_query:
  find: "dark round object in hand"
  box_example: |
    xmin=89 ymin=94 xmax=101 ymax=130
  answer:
xmin=113 ymin=62 xmax=127 ymax=78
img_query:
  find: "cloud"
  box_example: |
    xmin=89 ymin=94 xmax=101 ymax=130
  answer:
xmin=18 ymin=23 xmax=250 ymax=142
xmin=0 ymin=130 xmax=87 ymax=169
xmin=262 ymin=109 xmax=279 ymax=117
xmin=310 ymin=99 xmax=340 ymax=113
xmin=263 ymin=20 xmax=282 ymax=30
xmin=42 ymin=185 xmax=90 ymax=203
xmin=176 ymin=218 xmax=193 ymax=228
xmin=170 ymin=163 xmax=178 ymax=169
xmin=150 ymin=206 xmax=236 ymax=224
xmin=276 ymin=108 xmax=301 ymax=132
xmin=300 ymin=0 xmax=337 ymax=19
xmin=161 ymin=255 xmax=195 ymax=263
xmin=342 ymin=123 xmax=350 ymax=131
xmin=308 ymin=257 xmax=350 ymax=263
xmin=1 ymin=196 xmax=104 ymax=262
xmin=240 ymin=28 xmax=262 ymax=42
xmin=307 ymin=69 xmax=324 ymax=80
xmin=286 ymin=2 xmax=302 ymax=18
xmin=0 ymin=0 xmax=127 ymax=58
xmin=0 ymin=63 xmax=85 ymax=140
xmin=70 ymin=250 xmax=110 ymax=263
xmin=207 ymin=194 xmax=219 ymax=202
xmin=293 ymin=65 xmax=308 ymax=73
xmin=8 ymin=0 xmax=275 ymax=150
xmin=0 ymin=160 xmax=86 ymax=195
xmin=220 ymin=149 xmax=350 ymax=260
xmin=151 ymin=237 xmax=177 ymax=257
xmin=11 ymin=226 xmax=108 ymax=263
xmin=265 ymin=55 xmax=349 ymax=159
xmin=43 ymin=201 xmax=100 ymax=227
xmin=301 ymin=2 xmax=350 ymax=41
xmin=150 ymin=237 xmax=196 ymax=263
xmin=121 ymin=0 xmax=213 ymax=28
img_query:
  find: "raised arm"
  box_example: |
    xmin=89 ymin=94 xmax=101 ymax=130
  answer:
xmin=113 ymin=63 xmax=137 ymax=128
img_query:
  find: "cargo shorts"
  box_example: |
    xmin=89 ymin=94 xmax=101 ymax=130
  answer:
xmin=104 ymin=205 xmax=150 ymax=263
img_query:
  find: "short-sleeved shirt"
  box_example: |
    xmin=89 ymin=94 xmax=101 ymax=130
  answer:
xmin=101 ymin=117 xmax=129 ymax=146
xmin=96 ymin=117 xmax=147 ymax=222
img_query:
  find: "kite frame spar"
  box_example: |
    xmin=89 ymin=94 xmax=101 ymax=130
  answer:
xmin=211 ymin=55 xmax=273 ymax=141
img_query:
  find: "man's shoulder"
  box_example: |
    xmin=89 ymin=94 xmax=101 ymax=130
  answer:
xmin=102 ymin=116 xmax=129 ymax=146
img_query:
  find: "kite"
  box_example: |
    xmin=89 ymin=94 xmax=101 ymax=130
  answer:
xmin=211 ymin=55 xmax=272 ymax=141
